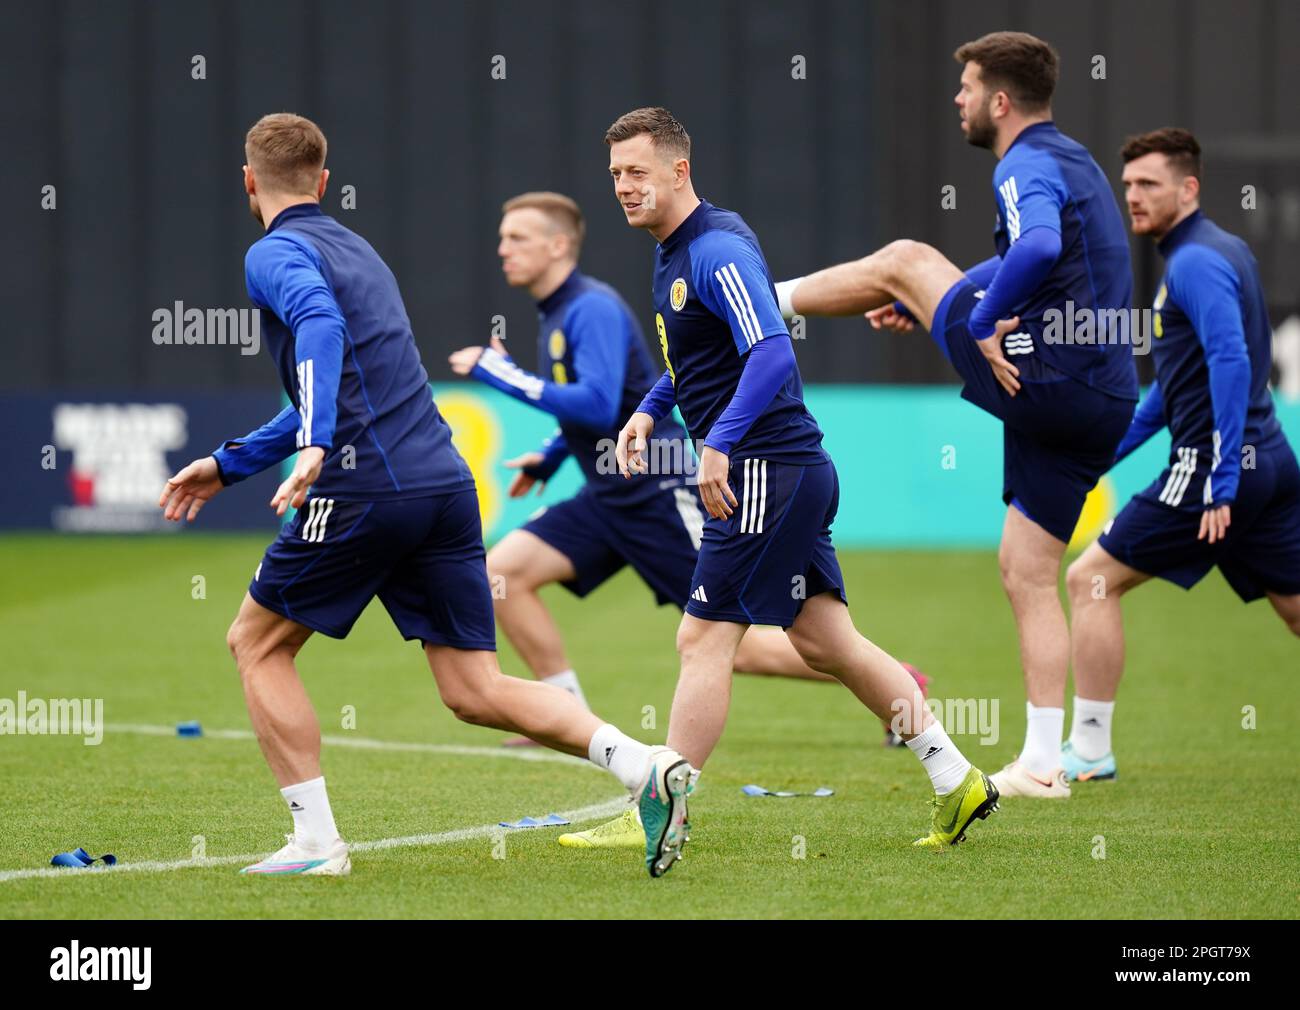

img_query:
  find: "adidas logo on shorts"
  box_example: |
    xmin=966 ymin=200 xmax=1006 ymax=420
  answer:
xmin=691 ymin=585 xmax=709 ymax=603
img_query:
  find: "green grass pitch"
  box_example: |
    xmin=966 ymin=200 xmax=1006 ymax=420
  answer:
xmin=0 ymin=533 xmax=1295 ymax=919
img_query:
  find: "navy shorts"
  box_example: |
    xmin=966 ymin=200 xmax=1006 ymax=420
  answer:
xmin=932 ymin=278 xmax=1135 ymax=544
xmin=685 ymin=458 xmax=847 ymax=628
xmin=522 ymin=480 xmax=704 ymax=607
xmin=1099 ymin=437 xmax=1300 ymax=602
xmin=249 ymin=488 xmax=497 ymax=649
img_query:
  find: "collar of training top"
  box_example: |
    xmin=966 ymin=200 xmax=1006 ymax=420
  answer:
xmin=267 ymin=202 xmax=325 ymax=233
xmin=537 ymin=267 xmax=583 ymax=316
xmin=657 ymin=198 xmax=712 ymax=255
xmin=1157 ymin=208 xmax=1205 ymax=257
xmin=1004 ymin=119 xmax=1058 ymax=155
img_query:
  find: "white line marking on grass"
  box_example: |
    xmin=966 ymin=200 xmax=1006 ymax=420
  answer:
xmin=0 ymin=797 xmax=629 ymax=884
xmin=0 ymin=724 xmax=629 ymax=884
xmin=105 ymin=722 xmax=597 ymax=768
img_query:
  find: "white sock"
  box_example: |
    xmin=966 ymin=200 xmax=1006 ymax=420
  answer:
xmin=1020 ymin=702 xmax=1065 ymax=776
xmin=587 ymin=724 xmax=652 ymax=791
xmin=775 ymin=277 xmax=804 ymax=320
xmin=280 ymin=776 xmax=339 ymax=849
xmin=543 ymin=669 xmax=587 ymax=709
xmin=906 ymin=722 xmax=971 ymax=795
xmin=1069 ymin=696 xmax=1115 ymax=761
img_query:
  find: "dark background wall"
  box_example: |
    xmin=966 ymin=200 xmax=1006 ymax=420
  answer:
xmin=4 ymin=0 xmax=1297 ymax=392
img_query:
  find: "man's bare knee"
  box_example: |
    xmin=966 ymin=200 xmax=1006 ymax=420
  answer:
xmin=675 ymin=620 xmax=706 ymax=662
xmin=487 ymin=531 xmax=571 ymax=598
xmin=1000 ymin=547 xmax=1057 ymax=600
xmin=226 ymin=609 xmax=309 ymax=672
xmin=225 ymin=619 xmax=243 ymax=661
xmin=438 ymin=678 xmax=498 ymax=726
xmin=226 ymin=615 xmax=265 ymax=669
xmin=446 ymin=693 xmax=495 ymax=726
xmin=486 ymin=544 xmax=526 ymax=588
xmin=1068 ymin=544 xmax=1147 ymax=605
xmin=785 ymin=628 xmax=835 ymax=674
xmin=873 ymin=238 xmax=938 ymax=284
xmin=1271 ymin=594 xmax=1300 ymax=637
xmin=676 ymin=617 xmax=744 ymax=671
xmin=997 ymin=538 xmax=1023 ymax=590
xmin=1066 ymin=554 xmax=1123 ymax=605
xmin=1065 ymin=556 xmax=1098 ymax=603
xmin=881 ymin=237 xmax=935 ymax=266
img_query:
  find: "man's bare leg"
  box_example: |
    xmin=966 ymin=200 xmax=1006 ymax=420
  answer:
xmin=227 ymin=592 xmax=347 ymax=863
xmin=734 ymin=625 xmax=932 ymax=743
xmin=1063 ymin=541 xmax=1150 ymax=769
xmin=1001 ymin=507 xmax=1072 ymax=710
xmin=227 ymin=592 xmax=321 ymax=786
xmin=426 ymin=640 xmax=694 ymax=877
xmin=784 ymin=594 xmax=987 ymax=814
xmin=1065 ymin=541 xmax=1150 ymax=704
xmin=733 ymin=625 xmax=834 ymax=681
xmin=784 ymin=594 xmax=930 ymax=732
xmin=424 ymin=643 xmax=603 ymax=756
xmin=1267 ymin=591 xmax=1300 ymax=637
xmin=786 ymin=240 xmax=966 ymax=329
xmin=492 ymin=531 xmax=837 ymax=688
xmin=991 ymin=506 xmax=1073 ymax=792
xmin=486 ymin=530 xmax=589 ymax=721
xmin=664 ymin=616 xmax=749 ymax=768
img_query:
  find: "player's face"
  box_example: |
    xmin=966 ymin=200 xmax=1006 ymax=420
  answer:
xmin=955 ymin=62 xmax=996 ymax=149
xmin=497 ymin=208 xmax=559 ymax=288
xmin=609 ymin=135 xmax=675 ymax=231
xmin=1122 ymin=153 xmax=1183 ymax=237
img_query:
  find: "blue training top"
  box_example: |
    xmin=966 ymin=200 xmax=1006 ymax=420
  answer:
xmin=967 ymin=122 xmax=1138 ymax=401
xmin=1115 ymin=210 xmax=1283 ymax=508
xmin=470 ymin=268 xmax=687 ymax=502
xmin=213 ymin=203 xmax=473 ymax=500
xmin=636 ymin=200 xmax=828 ymax=466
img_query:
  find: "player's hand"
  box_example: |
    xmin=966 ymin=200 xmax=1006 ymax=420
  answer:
xmin=616 ymin=412 xmax=656 ymax=478
xmin=697 ymin=446 xmax=738 ymax=520
xmin=1197 ymin=503 xmax=1231 ymax=544
xmin=448 ymin=346 xmax=484 ymax=376
xmin=977 ymin=316 xmax=1022 ymax=396
xmin=504 ymin=452 xmax=546 ymax=498
xmin=270 ymin=446 xmax=326 ymax=517
xmin=158 ymin=455 xmax=224 ymax=522
xmin=488 ymin=335 xmax=508 ymax=356
xmin=865 ymin=304 xmax=915 ymax=332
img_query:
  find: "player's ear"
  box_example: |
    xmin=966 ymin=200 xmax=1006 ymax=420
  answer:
xmin=243 ymin=165 xmax=255 ymax=195
xmin=674 ymin=157 xmax=690 ymax=189
xmin=1182 ymin=173 xmax=1200 ymax=205
xmin=317 ymin=168 xmax=330 ymax=200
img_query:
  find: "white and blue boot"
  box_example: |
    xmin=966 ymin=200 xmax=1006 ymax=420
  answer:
xmin=1060 ymin=740 xmax=1117 ymax=782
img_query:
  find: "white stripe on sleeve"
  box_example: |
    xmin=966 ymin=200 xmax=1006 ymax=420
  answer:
xmin=715 ymin=267 xmax=756 ymax=347
xmin=724 ymin=263 xmax=766 ymax=345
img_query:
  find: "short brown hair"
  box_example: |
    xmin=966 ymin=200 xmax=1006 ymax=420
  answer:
xmin=604 ymin=106 xmax=691 ymax=161
xmin=501 ymin=191 xmax=586 ymax=254
xmin=954 ymin=31 xmax=1059 ymax=113
xmin=1120 ymin=127 xmax=1202 ymax=181
xmin=245 ymin=113 xmax=327 ymax=195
